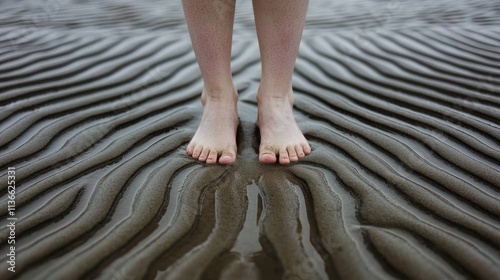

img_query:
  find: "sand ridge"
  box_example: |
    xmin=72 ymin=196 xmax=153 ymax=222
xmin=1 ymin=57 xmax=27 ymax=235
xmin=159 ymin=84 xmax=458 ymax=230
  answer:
xmin=0 ymin=0 xmax=499 ymax=279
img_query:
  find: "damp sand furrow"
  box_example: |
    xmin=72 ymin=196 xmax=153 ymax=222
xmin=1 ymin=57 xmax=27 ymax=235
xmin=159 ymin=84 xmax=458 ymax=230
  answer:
xmin=0 ymin=38 xmax=128 ymax=83
xmin=1 ymin=1 xmax=500 ymax=279
xmin=292 ymin=61 xmax=500 ymax=173
xmin=0 ymin=42 xmax=195 ymax=125
xmin=0 ymin=132 xmax=192 ymax=279
xmin=320 ymin=36 xmax=500 ymax=121
xmin=0 ymin=41 xmax=195 ymax=123
xmin=0 ymin=36 xmax=166 ymax=96
xmin=0 ymin=44 xmax=198 ymax=146
xmin=295 ymin=98 xmax=500 ymax=216
xmin=303 ymin=125 xmax=500 ymax=245
xmin=98 ymin=167 xmax=230 ymax=280
xmin=297 ymin=43 xmax=500 ymax=157
xmin=0 ymin=111 xmax=193 ymax=211
xmin=303 ymin=151 xmax=500 ymax=279
xmin=347 ymin=34 xmax=500 ymax=103
xmin=0 ymin=35 xmax=82 ymax=68
xmin=35 ymin=159 xmax=193 ymax=280
xmin=0 ymin=82 xmax=199 ymax=169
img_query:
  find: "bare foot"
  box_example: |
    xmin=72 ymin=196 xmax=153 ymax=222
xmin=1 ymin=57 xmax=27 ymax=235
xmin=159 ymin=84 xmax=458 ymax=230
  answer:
xmin=257 ymin=91 xmax=311 ymax=165
xmin=186 ymin=89 xmax=239 ymax=165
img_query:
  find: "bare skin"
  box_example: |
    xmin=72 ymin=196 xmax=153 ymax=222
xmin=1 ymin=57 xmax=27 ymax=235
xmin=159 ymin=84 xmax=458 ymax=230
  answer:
xmin=182 ymin=0 xmax=311 ymax=164
xmin=257 ymin=90 xmax=311 ymax=165
xmin=182 ymin=0 xmax=239 ymax=164
xmin=253 ymin=0 xmax=311 ymax=164
xmin=186 ymin=89 xmax=239 ymax=165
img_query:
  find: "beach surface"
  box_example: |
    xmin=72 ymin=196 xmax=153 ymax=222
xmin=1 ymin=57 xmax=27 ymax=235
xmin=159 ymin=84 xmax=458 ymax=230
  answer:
xmin=0 ymin=0 xmax=499 ymax=279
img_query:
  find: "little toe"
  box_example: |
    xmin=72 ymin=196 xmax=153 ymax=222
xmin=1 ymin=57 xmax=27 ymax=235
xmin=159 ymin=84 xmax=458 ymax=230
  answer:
xmin=186 ymin=141 xmax=196 ymax=155
xmin=287 ymin=146 xmax=298 ymax=162
xmin=219 ymin=150 xmax=236 ymax=165
xmin=279 ymin=148 xmax=290 ymax=165
xmin=198 ymin=147 xmax=210 ymax=162
xmin=206 ymin=149 xmax=218 ymax=164
xmin=259 ymin=145 xmax=277 ymax=164
xmin=302 ymin=143 xmax=311 ymax=154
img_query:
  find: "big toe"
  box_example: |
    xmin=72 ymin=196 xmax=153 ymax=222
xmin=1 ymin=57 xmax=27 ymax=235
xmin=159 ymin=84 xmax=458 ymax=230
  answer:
xmin=259 ymin=146 xmax=277 ymax=164
xmin=219 ymin=150 xmax=236 ymax=165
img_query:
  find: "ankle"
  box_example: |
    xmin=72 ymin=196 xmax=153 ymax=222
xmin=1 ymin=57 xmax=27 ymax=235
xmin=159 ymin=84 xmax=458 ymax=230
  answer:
xmin=201 ymin=85 xmax=238 ymax=104
xmin=256 ymin=83 xmax=294 ymax=105
xmin=256 ymin=91 xmax=294 ymax=108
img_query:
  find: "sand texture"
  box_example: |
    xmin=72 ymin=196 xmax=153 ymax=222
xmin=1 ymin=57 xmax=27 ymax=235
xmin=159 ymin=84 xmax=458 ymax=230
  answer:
xmin=0 ymin=0 xmax=499 ymax=279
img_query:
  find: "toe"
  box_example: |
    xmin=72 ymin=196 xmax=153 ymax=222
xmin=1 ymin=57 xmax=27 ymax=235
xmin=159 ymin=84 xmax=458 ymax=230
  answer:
xmin=186 ymin=143 xmax=195 ymax=156
xmin=198 ymin=147 xmax=210 ymax=162
xmin=302 ymin=143 xmax=311 ymax=155
xmin=192 ymin=145 xmax=203 ymax=159
xmin=295 ymin=144 xmax=305 ymax=158
xmin=259 ymin=145 xmax=277 ymax=164
xmin=287 ymin=145 xmax=298 ymax=162
xmin=279 ymin=148 xmax=290 ymax=165
xmin=219 ymin=149 xmax=236 ymax=165
xmin=206 ymin=149 xmax=218 ymax=164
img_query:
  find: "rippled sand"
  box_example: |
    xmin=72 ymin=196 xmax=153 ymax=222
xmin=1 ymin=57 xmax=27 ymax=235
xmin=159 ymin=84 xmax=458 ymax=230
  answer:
xmin=0 ymin=0 xmax=499 ymax=279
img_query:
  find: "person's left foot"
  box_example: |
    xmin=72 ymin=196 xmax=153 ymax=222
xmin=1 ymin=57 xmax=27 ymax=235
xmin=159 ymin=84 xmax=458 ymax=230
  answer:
xmin=257 ymin=91 xmax=311 ymax=165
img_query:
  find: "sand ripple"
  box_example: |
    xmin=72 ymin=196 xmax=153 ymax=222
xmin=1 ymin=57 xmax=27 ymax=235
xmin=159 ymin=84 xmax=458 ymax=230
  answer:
xmin=0 ymin=0 xmax=499 ymax=279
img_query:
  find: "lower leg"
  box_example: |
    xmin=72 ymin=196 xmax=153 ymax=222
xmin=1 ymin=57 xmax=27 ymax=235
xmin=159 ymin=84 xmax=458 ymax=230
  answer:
xmin=252 ymin=0 xmax=311 ymax=164
xmin=182 ymin=0 xmax=239 ymax=165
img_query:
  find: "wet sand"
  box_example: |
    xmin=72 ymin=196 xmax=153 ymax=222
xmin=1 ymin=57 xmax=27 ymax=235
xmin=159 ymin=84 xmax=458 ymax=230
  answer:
xmin=0 ymin=0 xmax=499 ymax=279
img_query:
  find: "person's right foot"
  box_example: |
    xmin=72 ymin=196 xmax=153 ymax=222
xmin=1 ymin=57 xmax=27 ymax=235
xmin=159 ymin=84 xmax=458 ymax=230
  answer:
xmin=186 ymin=89 xmax=239 ymax=165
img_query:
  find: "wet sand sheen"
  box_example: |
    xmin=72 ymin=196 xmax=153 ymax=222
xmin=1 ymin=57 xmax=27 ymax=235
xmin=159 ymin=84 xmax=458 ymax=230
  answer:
xmin=0 ymin=0 xmax=499 ymax=279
